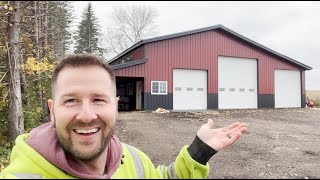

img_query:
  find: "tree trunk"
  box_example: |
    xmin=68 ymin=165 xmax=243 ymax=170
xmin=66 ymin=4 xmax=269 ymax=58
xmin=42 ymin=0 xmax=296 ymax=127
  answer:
xmin=34 ymin=1 xmax=48 ymax=123
xmin=20 ymin=53 xmax=26 ymax=93
xmin=41 ymin=1 xmax=49 ymax=123
xmin=7 ymin=1 xmax=24 ymax=141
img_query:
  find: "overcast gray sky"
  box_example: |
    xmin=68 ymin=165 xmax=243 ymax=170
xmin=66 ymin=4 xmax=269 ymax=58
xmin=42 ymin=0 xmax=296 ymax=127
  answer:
xmin=72 ymin=1 xmax=320 ymax=90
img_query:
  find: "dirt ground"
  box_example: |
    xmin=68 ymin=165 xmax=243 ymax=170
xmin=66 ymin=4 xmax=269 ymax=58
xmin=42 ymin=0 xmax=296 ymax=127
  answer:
xmin=115 ymin=108 xmax=320 ymax=179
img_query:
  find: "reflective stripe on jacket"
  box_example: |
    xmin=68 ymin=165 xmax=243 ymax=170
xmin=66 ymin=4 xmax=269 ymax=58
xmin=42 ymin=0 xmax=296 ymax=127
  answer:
xmin=0 ymin=134 xmax=209 ymax=179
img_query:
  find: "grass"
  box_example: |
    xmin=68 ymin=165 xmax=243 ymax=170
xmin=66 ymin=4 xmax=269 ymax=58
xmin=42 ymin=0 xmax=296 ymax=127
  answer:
xmin=306 ymin=90 xmax=320 ymax=108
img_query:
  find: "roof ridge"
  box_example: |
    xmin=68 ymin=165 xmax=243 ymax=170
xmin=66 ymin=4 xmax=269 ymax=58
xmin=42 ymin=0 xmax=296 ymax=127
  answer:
xmin=109 ymin=24 xmax=311 ymax=70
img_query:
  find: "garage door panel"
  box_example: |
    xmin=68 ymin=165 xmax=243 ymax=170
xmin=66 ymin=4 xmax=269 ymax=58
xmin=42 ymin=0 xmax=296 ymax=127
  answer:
xmin=275 ymin=70 xmax=301 ymax=108
xmin=173 ymin=69 xmax=207 ymax=110
xmin=218 ymin=56 xmax=257 ymax=109
xmin=219 ymin=57 xmax=257 ymax=88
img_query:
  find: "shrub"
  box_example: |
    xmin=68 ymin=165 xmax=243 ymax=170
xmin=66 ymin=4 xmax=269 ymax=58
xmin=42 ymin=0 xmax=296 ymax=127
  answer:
xmin=0 ymin=137 xmax=14 ymax=171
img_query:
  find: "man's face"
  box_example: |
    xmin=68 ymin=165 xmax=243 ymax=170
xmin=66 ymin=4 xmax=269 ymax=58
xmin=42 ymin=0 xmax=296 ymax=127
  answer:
xmin=48 ymin=66 xmax=119 ymax=161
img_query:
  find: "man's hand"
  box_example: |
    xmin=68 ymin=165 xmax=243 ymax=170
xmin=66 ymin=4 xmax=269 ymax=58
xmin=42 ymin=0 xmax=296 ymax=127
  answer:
xmin=196 ymin=119 xmax=248 ymax=151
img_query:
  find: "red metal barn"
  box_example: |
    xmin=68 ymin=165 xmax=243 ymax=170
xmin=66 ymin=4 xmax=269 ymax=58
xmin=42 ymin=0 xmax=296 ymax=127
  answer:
xmin=109 ymin=25 xmax=312 ymax=111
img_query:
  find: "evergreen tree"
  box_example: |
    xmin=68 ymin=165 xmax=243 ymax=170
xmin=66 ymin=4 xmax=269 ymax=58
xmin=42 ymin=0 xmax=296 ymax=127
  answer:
xmin=74 ymin=2 xmax=104 ymax=55
xmin=48 ymin=1 xmax=73 ymax=59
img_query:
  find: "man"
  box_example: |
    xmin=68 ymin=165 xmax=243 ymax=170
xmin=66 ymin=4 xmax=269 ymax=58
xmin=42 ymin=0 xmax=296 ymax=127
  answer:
xmin=0 ymin=54 xmax=247 ymax=179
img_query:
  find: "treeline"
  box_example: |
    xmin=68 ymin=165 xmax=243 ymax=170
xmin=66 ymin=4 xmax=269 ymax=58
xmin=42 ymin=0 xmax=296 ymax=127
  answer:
xmin=0 ymin=1 xmax=73 ymax=141
xmin=0 ymin=1 xmax=158 ymax=141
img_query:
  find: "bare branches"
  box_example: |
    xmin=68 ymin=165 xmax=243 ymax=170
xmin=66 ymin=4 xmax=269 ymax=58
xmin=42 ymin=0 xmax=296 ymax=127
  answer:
xmin=106 ymin=5 xmax=158 ymax=56
xmin=0 ymin=70 xmax=8 ymax=83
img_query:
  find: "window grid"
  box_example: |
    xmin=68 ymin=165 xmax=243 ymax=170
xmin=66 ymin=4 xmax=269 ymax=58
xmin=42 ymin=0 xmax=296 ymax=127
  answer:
xmin=151 ymin=81 xmax=167 ymax=95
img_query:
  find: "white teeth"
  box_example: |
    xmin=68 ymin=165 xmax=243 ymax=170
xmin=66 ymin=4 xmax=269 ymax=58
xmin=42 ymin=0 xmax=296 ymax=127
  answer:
xmin=75 ymin=128 xmax=98 ymax=134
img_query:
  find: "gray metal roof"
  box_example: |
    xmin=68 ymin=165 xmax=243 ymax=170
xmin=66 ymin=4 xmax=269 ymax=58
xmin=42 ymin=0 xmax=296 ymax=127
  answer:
xmin=111 ymin=58 xmax=147 ymax=70
xmin=109 ymin=24 xmax=312 ymax=70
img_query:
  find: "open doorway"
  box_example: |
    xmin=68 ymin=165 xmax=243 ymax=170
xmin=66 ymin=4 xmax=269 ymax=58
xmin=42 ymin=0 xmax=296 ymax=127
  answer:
xmin=116 ymin=77 xmax=144 ymax=111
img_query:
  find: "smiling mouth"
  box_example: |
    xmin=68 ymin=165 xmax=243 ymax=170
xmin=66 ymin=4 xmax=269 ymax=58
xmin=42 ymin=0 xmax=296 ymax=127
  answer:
xmin=74 ymin=128 xmax=100 ymax=135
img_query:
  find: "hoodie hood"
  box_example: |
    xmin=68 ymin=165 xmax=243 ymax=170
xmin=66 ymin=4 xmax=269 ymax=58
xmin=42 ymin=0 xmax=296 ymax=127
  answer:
xmin=26 ymin=122 xmax=123 ymax=179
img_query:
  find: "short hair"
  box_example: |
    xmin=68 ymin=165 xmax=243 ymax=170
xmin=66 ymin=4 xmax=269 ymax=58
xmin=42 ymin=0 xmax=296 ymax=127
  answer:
xmin=51 ymin=53 xmax=116 ymax=98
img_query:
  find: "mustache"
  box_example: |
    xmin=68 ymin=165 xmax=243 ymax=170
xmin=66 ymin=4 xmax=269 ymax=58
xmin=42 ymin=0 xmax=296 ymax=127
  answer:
xmin=52 ymin=113 xmax=103 ymax=128
xmin=71 ymin=120 xmax=101 ymax=127
xmin=68 ymin=119 xmax=104 ymax=130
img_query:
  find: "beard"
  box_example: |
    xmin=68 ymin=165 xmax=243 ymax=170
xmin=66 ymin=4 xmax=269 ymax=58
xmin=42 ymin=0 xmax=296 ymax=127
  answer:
xmin=54 ymin=115 xmax=115 ymax=161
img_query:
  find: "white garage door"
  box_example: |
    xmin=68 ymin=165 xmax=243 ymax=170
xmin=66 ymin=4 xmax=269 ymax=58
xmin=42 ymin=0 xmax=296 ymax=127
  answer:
xmin=218 ymin=56 xmax=257 ymax=109
xmin=173 ymin=69 xmax=207 ymax=110
xmin=275 ymin=70 xmax=301 ymax=108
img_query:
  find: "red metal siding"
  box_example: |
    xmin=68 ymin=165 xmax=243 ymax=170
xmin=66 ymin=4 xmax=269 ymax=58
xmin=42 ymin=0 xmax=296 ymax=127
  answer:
xmin=113 ymin=63 xmax=146 ymax=77
xmin=145 ymin=30 xmax=303 ymax=95
xmin=132 ymin=46 xmax=144 ymax=60
xmin=145 ymin=31 xmax=218 ymax=93
xmin=110 ymin=46 xmax=144 ymax=66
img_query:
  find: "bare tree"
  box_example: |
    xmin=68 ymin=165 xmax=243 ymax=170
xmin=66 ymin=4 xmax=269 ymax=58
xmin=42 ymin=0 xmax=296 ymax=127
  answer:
xmin=7 ymin=1 xmax=24 ymax=141
xmin=105 ymin=5 xmax=158 ymax=57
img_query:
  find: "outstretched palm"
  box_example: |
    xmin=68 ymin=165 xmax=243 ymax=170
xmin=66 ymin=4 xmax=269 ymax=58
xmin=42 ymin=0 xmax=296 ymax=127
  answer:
xmin=197 ymin=119 xmax=248 ymax=151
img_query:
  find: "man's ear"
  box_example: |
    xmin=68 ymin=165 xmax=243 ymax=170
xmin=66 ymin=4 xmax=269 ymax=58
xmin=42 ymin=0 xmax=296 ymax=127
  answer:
xmin=115 ymin=96 xmax=120 ymax=116
xmin=48 ymin=99 xmax=54 ymax=122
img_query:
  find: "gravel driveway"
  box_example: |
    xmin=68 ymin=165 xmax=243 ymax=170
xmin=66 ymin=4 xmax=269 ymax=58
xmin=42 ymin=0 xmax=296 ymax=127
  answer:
xmin=115 ymin=108 xmax=320 ymax=179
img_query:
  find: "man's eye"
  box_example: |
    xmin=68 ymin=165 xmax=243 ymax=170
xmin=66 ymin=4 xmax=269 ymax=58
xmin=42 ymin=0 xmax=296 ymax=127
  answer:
xmin=65 ymin=99 xmax=77 ymax=103
xmin=94 ymin=99 xmax=105 ymax=102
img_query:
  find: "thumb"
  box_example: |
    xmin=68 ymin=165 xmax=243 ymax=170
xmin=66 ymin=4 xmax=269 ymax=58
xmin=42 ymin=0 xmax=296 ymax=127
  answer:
xmin=206 ymin=119 xmax=214 ymax=129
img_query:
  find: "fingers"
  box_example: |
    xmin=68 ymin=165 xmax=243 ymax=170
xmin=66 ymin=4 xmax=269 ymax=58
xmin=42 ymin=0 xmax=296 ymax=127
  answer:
xmin=226 ymin=123 xmax=247 ymax=135
xmin=227 ymin=126 xmax=247 ymax=141
xmin=239 ymin=126 xmax=248 ymax=134
xmin=205 ymin=120 xmax=248 ymax=138
xmin=224 ymin=122 xmax=241 ymax=131
xmin=229 ymin=131 xmax=242 ymax=143
xmin=222 ymin=122 xmax=246 ymax=133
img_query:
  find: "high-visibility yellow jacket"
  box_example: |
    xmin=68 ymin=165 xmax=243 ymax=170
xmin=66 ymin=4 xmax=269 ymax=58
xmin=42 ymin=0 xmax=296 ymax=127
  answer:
xmin=0 ymin=134 xmax=209 ymax=179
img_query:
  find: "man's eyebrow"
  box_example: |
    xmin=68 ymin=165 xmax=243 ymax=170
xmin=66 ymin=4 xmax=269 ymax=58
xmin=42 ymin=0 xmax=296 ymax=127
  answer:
xmin=92 ymin=93 xmax=109 ymax=98
xmin=60 ymin=93 xmax=110 ymax=99
xmin=60 ymin=93 xmax=77 ymax=98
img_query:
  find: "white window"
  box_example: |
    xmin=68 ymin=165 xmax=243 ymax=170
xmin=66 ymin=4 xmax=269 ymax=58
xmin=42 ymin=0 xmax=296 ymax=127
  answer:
xmin=151 ymin=81 xmax=167 ymax=95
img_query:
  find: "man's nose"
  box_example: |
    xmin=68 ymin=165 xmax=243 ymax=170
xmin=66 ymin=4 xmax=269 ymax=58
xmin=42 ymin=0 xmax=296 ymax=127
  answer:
xmin=76 ymin=103 xmax=98 ymax=122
